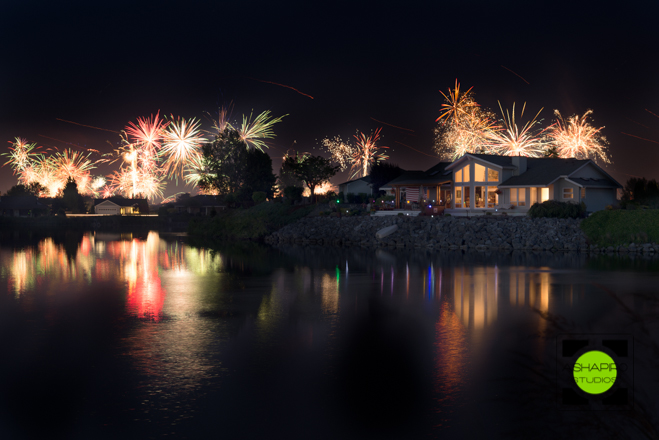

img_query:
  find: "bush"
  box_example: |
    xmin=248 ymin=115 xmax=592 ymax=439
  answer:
xmin=284 ymin=186 xmax=304 ymax=204
xmin=357 ymin=193 xmax=368 ymax=204
xmin=581 ymin=210 xmax=659 ymax=246
xmin=346 ymin=193 xmax=357 ymax=204
xmin=337 ymin=191 xmax=344 ymax=203
xmin=528 ymin=200 xmax=585 ymax=219
xmin=252 ymin=191 xmax=267 ymax=204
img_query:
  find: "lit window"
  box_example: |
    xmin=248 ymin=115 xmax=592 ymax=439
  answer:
xmin=455 ymin=188 xmax=462 ymax=208
xmin=530 ymin=187 xmax=537 ymax=206
xmin=456 ymin=169 xmax=462 ymax=183
xmin=518 ymin=188 xmax=526 ymax=206
xmin=475 ymin=164 xmax=486 ymax=181
xmin=541 ymin=188 xmax=549 ymax=202
xmin=563 ymin=188 xmax=574 ymax=199
xmin=487 ymin=187 xmax=498 ymax=208
xmin=463 ymin=165 xmax=470 ymax=182
xmin=488 ymin=168 xmax=499 ymax=182
xmin=510 ymin=188 xmax=517 ymax=206
xmin=475 ymin=186 xmax=485 ymax=208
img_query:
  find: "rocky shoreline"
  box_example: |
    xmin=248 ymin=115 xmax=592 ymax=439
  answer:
xmin=264 ymin=215 xmax=659 ymax=254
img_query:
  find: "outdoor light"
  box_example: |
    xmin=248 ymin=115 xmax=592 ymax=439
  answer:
xmin=336 ymin=200 xmax=340 ymax=203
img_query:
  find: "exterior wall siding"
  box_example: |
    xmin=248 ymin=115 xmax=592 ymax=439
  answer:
xmin=571 ymin=164 xmax=607 ymax=179
xmin=584 ymin=188 xmax=617 ymax=212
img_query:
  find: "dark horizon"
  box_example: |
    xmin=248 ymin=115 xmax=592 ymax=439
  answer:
xmin=3 ymin=1 xmax=659 ymax=198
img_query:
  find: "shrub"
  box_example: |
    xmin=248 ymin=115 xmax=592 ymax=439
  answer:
xmin=528 ymin=200 xmax=585 ymax=219
xmin=284 ymin=186 xmax=304 ymax=204
xmin=357 ymin=193 xmax=368 ymax=204
xmin=346 ymin=193 xmax=356 ymax=204
xmin=252 ymin=191 xmax=267 ymax=204
xmin=337 ymin=191 xmax=344 ymax=203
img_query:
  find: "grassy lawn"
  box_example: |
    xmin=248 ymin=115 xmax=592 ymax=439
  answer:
xmin=580 ymin=209 xmax=659 ymax=247
xmin=188 ymin=202 xmax=315 ymax=240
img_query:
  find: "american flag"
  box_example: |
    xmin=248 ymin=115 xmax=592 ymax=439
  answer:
xmin=404 ymin=187 xmax=419 ymax=202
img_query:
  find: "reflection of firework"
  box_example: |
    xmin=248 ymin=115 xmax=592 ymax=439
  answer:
xmin=350 ymin=128 xmax=388 ymax=178
xmin=547 ymin=110 xmax=610 ymax=163
xmin=321 ymin=136 xmax=355 ymax=171
xmin=485 ymin=103 xmax=548 ymax=157
xmin=161 ymin=117 xmax=207 ymax=178
xmin=238 ymin=110 xmax=286 ymax=151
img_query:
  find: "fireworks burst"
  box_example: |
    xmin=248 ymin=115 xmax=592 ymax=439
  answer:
xmin=434 ymin=81 xmax=500 ymax=161
xmin=2 ymin=138 xmax=42 ymax=173
xmin=238 ymin=110 xmax=286 ymax=151
xmin=485 ymin=102 xmax=548 ymax=157
xmin=161 ymin=116 xmax=207 ymax=178
xmin=321 ymin=136 xmax=355 ymax=171
xmin=350 ymin=128 xmax=389 ymax=178
xmin=547 ymin=110 xmax=610 ymax=163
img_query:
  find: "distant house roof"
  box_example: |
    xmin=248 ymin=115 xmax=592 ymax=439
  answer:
xmin=497 ymin=158 xmax=621 ymax=188
xmin=93 ymin=197 xmax=150 ymax=212
xmin=0 ymin=196 xmax=48 ymax=210
xmin=174 ymin=195 xmax=224 ymax=207
xmin=337 ymin=175 xmax=372 ymax=186
xmin=382 ymin=168 xmax=452 ymax=187
xmin=446 ymin=154 xmax=518 ymax=170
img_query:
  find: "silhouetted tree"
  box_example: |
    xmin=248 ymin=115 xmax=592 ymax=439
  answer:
xmin=284 ymin=154 xmax=339 ymax=203
xmin=369 ymin=162 xmax=404 ymax=196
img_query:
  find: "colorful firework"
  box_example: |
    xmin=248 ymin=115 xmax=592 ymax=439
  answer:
xmin=161 ymin=116 xmax=207 ymax=178
xmin=321 ymin=136 xmax=355 ymax=171
xmin=2 ymin=138 xmax=42 ymax=173
xmin=436 ymin=80 xmax=480 ymax=126
xmin=547 ymin=110 xmax=610 ymax=163
xmin=434 ymin=81 xmax=500 ymax=161
xmin=238 ymin=110 xmax=286 ymax=151
xmin=350 ymin=128 xmax=389 ymax=178
xmin=485 ymin=102 xmax=548 ymax=157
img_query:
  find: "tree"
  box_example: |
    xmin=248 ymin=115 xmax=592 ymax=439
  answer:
xmin=61 ymin=178 xmax=86 ymax=213
xmin=241 ymin=148 xmax=276 ymax=200
xmin=285 ymin=154 xmax=339 ymax=203
xmin=369 ymin=162 xmax=404 ymax=196
xmin=5 ymin=182 xmax=46 ymax=197
xmin=544 ymin=145 xmax=559 ymax=158
xmin=277 ymin=152 xmax=305 ymax=195
xmin=198 ymin=127 xmax=276 ymax=201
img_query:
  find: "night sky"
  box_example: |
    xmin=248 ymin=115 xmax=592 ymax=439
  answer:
xmin=2 ymin=0 xmax=659 ymax=198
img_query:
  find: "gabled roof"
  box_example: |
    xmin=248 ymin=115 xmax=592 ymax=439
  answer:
xmin=445 ymin=154 xmax=517 ymax=170
xmin=93 ymin=197 xmax=144 ymax=207
xmin=338 ymin=175 xmax=372 ymax=186
xmin=568 ymin=177 xmax=622 ymax=188
xmin=382 ymin=170 xmax=451 ymax=186
xmin=497 ymin=158 xmax=592 ymax=186
xmin=425 ymin=162 xmax=452 ymax=176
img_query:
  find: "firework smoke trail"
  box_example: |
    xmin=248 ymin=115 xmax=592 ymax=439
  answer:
xmin=161 ymin=116 xmax=207 ymax=179
xmin=321 ymin=136 xmax=355 ymax=171
xmin=485 ymin=102 xmax=548 ymax=157
xmin=547 ymin=110 xmax=611 ymax=163
xmin=247 ymin=77 xmax=314 ymax=99
xmin=350 ymin=128 xmax=389 ymax=178
xmin=238 ymin=110 xmax=286 ymax=151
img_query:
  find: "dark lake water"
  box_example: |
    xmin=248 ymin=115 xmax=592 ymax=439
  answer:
xmin=1 ymin=231 xmax=658 ymax=439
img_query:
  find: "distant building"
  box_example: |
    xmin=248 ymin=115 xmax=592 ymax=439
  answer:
xmin=93 ymin=197 xmax=149 ymax=215
xmin=173 ymin=195 xmax=225 ymax=215
xmin=0 ymin=196 xmax=49 ymax=217
xmin=337 ymin=176 xmax=373 ymax=197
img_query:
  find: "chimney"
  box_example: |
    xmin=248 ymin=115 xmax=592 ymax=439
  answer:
xmin=512 ymin=156 xmax=527 ymax=175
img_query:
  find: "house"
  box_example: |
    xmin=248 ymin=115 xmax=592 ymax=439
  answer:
xmin=0 ymin=196 xmax=49 ymax=217
xmin=379 ymin=162 xmax=453 ymax=209
xmin=377 ymin=154 xmax=621 ymax=215
xmin=93 ymin=197 xmax=149 ymax=215
xmin=173 ymin=195 xmax=225 ymax=215
xmin=338 ymin=176 xmax=373 ymax=198
xmin=444 ymin=154 xmax=621 ymax=214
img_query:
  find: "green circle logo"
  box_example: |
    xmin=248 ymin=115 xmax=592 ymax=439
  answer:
xmin=573 ymin=350 xmax=617 ymax=394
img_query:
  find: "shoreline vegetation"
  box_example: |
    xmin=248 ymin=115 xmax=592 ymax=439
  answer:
xmin=3 ymin=203 xmax=659 ymax=254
